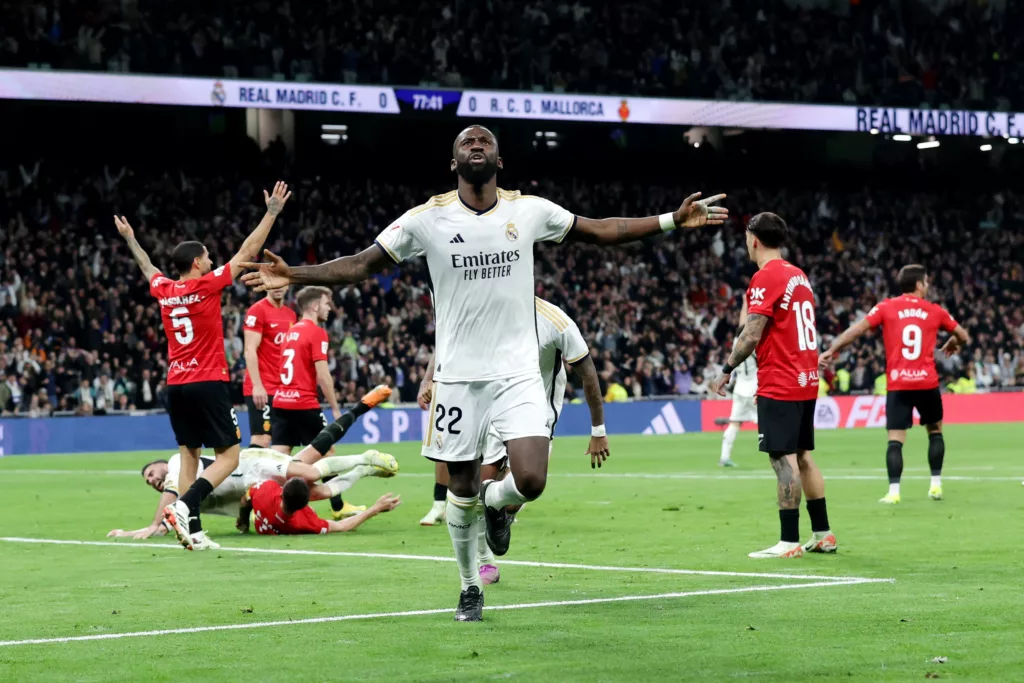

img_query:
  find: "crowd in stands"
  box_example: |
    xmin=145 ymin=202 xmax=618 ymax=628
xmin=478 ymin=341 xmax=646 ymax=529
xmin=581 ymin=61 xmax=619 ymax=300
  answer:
xmin=2 ymin=0 xmax=1022 ymax=110
xmin=0 ymin=158 xmax=1021 ymax=416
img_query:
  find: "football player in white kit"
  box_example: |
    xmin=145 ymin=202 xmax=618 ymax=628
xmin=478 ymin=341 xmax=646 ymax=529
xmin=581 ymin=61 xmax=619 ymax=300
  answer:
xmin=241 ymin=125 xmax=728 ymax=620
xmin=417 ymin=297 xmax=610 ymax=585
xmin=721 ymin=298 xmax=758 ymax=467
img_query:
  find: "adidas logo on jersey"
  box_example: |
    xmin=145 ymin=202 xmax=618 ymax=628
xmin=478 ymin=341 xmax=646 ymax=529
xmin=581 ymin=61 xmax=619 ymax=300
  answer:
xmin=641 ymin=404 xmax=686 ymax=435
xmin=450 ymin=234 xmax=466 ymax=244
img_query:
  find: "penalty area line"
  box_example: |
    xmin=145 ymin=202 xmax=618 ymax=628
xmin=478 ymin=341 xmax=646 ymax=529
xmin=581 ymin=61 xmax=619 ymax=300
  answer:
xmin=0 ymin=537 xmax=893 ymax=584
xmin=0 ymin=579 xmax=879 ymax=648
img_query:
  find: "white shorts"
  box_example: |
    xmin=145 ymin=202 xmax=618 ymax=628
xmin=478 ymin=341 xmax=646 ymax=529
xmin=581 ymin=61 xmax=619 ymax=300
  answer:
xmin=481 ymin=400 xmax=559 ymax=466
xmin=729 ymin=395 xmax=758 ymax=424
xmin=423 ymin=373 xmax=550 ymax=463
xmin=236 ymin=448 xmax=293 ymax=488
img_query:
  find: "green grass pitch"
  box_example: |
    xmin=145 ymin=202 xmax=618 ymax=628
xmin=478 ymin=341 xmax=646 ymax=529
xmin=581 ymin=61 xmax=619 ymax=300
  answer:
xmin=1 ymin=424 xmax=1023 ymax=682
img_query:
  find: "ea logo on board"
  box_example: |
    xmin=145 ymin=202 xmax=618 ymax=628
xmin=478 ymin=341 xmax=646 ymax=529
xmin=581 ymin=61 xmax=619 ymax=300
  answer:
xmin=505 ymin=223 xmax=519 ymax=242
xmin=814 ymin=396 xmax=840 ymax=430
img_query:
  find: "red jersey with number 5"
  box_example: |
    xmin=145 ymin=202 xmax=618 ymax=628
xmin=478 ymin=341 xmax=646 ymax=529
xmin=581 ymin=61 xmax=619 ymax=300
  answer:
xmin=746 ymin=259 xmax=820 ymax=401
xmin=249 ymin=481 xmax=329 ymax=535
xmin=865 ymin=294 xmax=957 ymax=391
xmin=242 ymin=298 xmax=298 ymax=397
xmin=273 ymin=318 xmax=328 ymax=410
xmin=149 ymin=267 xmax=233 ymax=385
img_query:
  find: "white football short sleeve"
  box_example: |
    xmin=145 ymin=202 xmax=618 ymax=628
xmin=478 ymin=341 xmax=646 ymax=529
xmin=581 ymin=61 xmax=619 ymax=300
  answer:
xmin=530 ymin=197 xmax=576 ymax=244
xmin=375 ymin=212 xmax=426 ymax=263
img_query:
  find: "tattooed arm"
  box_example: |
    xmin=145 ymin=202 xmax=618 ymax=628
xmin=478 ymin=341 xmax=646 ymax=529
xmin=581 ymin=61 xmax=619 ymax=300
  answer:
xmin=569 ymin=193 xmax=727 ymax=245
xmin=711 ymin=314 xmax=770 ymax=396
xmin=240 ymin=245 xmax=392 ymax=291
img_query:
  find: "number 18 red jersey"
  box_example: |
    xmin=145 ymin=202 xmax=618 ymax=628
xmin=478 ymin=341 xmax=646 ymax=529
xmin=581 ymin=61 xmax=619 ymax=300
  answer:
xmin=865 ymin=294 xmax=957 ymax=391
xmin=746 ymin=259 xmax=820 ymax=401
xmin=149 ymin=267 xmax=233 ymax=385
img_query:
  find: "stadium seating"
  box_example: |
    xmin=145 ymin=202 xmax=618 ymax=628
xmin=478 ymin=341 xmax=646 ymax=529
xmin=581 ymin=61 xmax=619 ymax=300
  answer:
xmin=1 ymin=0 xmax=1021 ymax=109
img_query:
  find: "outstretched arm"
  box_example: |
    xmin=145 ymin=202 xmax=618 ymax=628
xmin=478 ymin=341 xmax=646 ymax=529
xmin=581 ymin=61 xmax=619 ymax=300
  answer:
xmin=819 ymin=318 xmax=872 ymax=367
xmin=107 ymin=490 xmax=175 ymax=539
xmin=228 ymin=181 xmax=292 ymax=279
xmin=241 ymin=246 xmax=391 ymax=291
xmin=326 ymin=493 xmax=401 ymax=532
xmin=570 ymin=355 xmax=609 ymax=468
xmin=570 ymin=193 xmax=728 ymax=246
xmin=113 ymin=216 xmax=161 ymax=281
xmin=711 ymin=314 xmax=771 ymax=396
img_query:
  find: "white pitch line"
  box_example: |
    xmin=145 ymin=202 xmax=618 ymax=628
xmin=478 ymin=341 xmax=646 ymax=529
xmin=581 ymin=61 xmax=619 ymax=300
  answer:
xmin=0 ymin=537 xmax=892 ymax=584
xmin=0 ymin=469 xmax=1020 ymax=482
xmin=0 ymin=579 xmax=879 ymax=648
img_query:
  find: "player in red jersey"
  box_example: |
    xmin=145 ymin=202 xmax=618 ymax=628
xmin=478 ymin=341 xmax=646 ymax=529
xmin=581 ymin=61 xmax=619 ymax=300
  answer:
xmin=114 ymin=181 xmax=292 ymax=551
xmin=712 ymin=212 xmax=836 ymax=559
xmin=237 ymin=479 xmax=400 ymax=536
xmin=242 ymin=288 xmax=297 ymax=448
xmin=819 ymin=264 xmax=970 ymax=504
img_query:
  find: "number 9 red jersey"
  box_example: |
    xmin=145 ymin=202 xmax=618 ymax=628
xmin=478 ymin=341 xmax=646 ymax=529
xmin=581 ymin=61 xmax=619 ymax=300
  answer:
xmin=865 ymin=294 xmax=957 ymax=391
xmin=746 ymin=259 xmax=820 ymax=401
xmin=149 ymin=268 xmax=233 ymax=385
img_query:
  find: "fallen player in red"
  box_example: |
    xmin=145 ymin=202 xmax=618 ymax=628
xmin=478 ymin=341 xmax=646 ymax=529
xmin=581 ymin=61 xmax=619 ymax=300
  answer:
xmin=237 ymin=478 xmax=400 ymax=535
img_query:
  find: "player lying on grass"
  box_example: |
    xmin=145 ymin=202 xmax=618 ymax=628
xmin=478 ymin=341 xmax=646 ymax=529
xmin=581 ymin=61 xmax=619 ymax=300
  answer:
xmin=236 ymin=478 xmax=401 ymax=535
xmin=110 ymin=392 xmax=398 ymax=543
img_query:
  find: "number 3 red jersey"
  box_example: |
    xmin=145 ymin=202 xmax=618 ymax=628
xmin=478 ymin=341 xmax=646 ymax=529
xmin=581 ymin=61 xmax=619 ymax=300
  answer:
xmin=273 ymin=319 xmax=328 ymax=410
xmin=149 ymin=267 xmax=233 ymax=385
xmin=746 ymin=259 xmax=820 ymax=401
xmin=865 ymin=294 xmax=957 ymax=391
xmin=242 ymin=298 xmax=298 ymax=397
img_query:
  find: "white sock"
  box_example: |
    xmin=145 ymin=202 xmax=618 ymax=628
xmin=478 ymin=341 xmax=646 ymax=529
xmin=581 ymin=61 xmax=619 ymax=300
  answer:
xmin=930 ymin=475 xmax=941 ymax=488
xmin=446 ymin=493 xmax=482 ymax=591
xmin=484 ymin=474 xmax=529 ymax=510
xmin=325 ymin=466 xmax=372 ymax=496
xmin=888 ymin=482 xmax=900 ymax=496
xmin=314 ymin=454 xmax=368 ymax=477
xmin=476 ymin=512 xmax=495 ymax=565
xmin=721 ymin=423 xmax=739 ymax=462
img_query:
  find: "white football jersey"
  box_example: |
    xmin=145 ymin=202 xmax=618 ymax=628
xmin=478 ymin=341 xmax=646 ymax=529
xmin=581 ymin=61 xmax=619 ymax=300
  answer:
xmin=164 ymin=452 xmax=245 ymax=516
xmin=376 ymin=189 xmax=575 ymax=382
xmin=535 ymin=297 xmax=590 ymax=414
xmin=732 ymin=348 xmax=758 ymax=398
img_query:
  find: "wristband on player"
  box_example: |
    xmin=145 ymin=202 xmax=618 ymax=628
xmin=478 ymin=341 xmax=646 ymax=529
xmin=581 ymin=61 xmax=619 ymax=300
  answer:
xmin=591 ymin=424 xmax=607 ymax=438
xmin=721 ymin=363 xmax=735 ymax=374
xmin=658 ymin=212 xmax=676 ymax=232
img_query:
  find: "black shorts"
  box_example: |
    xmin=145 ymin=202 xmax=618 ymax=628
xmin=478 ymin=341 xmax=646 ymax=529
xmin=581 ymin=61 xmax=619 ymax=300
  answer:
xmin=166 ymin=381 xmax=241 ymax=450
xmin=757 ymin=397 xmax=816 ymax=455
xmin=886 ymin=389 xmax=943 ymax=430
xmin=271 ymin=406 xmax=328 ymax=447
xmin=244 ymin=395 xmax=274 ymax=438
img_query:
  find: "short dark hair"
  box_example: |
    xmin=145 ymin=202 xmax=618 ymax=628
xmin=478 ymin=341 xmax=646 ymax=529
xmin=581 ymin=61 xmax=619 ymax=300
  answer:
xmin=141 ymin=459 xmax=167 ymax=476
xmin=296 ymin=286 xmax=332 ymax=313
xmin=897 ymin=264 xmax=927 ymax=293
xmin=281 ymin=477 xmax=311 ymax=513
xmin=453 ymin=124 xmax=498 ymax=155
xmin=172 ymin=241 xmax=207 ymax=275
xmin=746 ymin=212 xmax=788 ymax=249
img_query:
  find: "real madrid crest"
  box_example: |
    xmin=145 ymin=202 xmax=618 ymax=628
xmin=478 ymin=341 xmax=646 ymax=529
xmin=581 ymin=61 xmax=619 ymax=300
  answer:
xmin=435 ymin=434 xmax=443 ymax=450
xmin=505 ymin=222 xmax=519 ymax=242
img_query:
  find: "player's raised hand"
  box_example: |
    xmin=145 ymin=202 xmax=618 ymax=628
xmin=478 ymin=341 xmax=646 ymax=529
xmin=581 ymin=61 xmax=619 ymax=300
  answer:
xmin=818 ymin=348 xmax=836 ymax=369
xmin=674 ymin=192 xmax=728 ymax=229
xmin=240 ymin=250 xmax=293 ymax=292
xmin=374 ymin=493 xmax=402 ymax=512
xmin=710 ymin=371 xmax=731 ymax=397
xmin=264 ymin=181 xmax=292 ymax=217
xmin=586 ymin=435 xmax=610 ymax=469
xmin=113 ymin=215 xmax=135 ymax=240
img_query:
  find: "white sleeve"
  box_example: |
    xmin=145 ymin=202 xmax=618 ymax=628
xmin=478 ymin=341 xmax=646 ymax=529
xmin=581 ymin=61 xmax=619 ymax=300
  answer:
xmin=164 ymin=454 xmax=181 ymax=496
xmin=561 ymin=318 xmax=590 ymax=364
xmin=530 ymin=197 xmax=576 ymax=244
xmin=374 ymin=210 xmax=426 ymax=263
